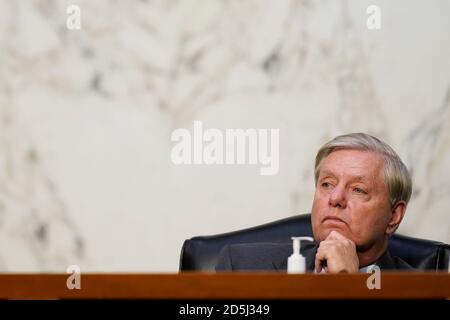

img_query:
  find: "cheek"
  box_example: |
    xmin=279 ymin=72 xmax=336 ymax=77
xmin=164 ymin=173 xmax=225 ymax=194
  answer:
xmin=312 ymin=192 xmax=327 ymax=217
xmin=313 ymin=190 xmax=327 ymax=207
xmin=348 ymin=201 xmax=390 ymax=239
xmin=311 ymin=191 xmax=330 ymax=240
xmin=311 ymin=193 xmax=322 ymax=229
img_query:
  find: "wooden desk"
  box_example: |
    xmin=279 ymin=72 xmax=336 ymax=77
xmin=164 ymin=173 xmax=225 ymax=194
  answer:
xmin=0 ymin=273 xmax=449 ymax=299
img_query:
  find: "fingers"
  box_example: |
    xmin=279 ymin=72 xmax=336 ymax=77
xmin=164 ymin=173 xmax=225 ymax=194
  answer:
xmin=326 ymin=231 xmax=356 ymax=249
xmin=315 ymin=241 xmax=336 ymax=273
xmin=326 ymin=230 xmax=347 ymax=241
xmin=315 ymin=236 xmax=359 ymax=273
xmin=315 ymin=246 xmax=326 ymax=273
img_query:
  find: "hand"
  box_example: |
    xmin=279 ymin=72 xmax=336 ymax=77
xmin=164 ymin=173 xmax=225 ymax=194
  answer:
xmin=315 ymin=231 xmax=359 ymax=273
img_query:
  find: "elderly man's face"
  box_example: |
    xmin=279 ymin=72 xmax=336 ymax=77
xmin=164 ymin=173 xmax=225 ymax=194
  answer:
xmin=311 ymin=149 xmax=392 ymax=249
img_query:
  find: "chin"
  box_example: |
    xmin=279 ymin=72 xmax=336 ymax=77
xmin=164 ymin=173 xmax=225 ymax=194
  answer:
xmin=321 ymin=227 xmax=351 ymax=240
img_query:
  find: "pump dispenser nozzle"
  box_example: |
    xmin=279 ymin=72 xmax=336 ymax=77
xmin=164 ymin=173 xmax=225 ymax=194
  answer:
xmin=287 ymin=236 xmax=314 ymax=274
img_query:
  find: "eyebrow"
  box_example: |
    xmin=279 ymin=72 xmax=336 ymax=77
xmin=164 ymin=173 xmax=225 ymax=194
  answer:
xmin=319 ymin=170 xmax=368 ymax=182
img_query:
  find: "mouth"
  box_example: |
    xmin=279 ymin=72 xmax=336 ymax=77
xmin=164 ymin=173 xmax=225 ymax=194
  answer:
xmin=322 ymin=216 xmax=346 ymax=225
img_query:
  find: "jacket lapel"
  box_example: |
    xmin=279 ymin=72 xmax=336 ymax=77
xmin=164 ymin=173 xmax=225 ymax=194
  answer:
xmin=374 ymin=249 xmax=397 ymax=270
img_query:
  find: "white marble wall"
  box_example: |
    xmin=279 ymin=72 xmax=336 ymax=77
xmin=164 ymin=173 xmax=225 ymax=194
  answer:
xmin=0 ymin=0 xmax=449 ymax=272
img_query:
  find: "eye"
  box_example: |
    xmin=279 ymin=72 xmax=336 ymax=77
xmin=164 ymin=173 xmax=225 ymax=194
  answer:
xmin=321 ymin=182 xmax=332 ymax=188
xmin=353 ymin=187 xmax=367 ymax=194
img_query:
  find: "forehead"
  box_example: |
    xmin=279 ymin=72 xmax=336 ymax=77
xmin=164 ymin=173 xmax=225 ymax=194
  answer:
xmin=319 ymin=149 xmax=385 ymax=181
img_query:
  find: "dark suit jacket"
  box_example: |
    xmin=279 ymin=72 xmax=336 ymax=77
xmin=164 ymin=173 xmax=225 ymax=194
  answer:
xmin=215 ymin=242 xmax=414 ymax=272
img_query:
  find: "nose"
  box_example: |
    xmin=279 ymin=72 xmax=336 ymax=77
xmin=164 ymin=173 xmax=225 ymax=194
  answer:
xmin=329 ymin=185 xmax=347 ymax=208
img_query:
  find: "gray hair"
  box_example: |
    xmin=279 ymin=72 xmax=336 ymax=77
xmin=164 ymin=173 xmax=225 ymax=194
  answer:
xmin=314 ymin=133 xmax=412 ymax=208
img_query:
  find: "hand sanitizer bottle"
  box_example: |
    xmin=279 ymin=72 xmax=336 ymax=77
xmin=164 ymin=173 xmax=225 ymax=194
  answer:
xmin=287 ymin=236 xmax=314 ymax=274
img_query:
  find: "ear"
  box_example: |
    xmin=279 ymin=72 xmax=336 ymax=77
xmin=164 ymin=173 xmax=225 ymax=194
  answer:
xmin=385 ymin=201 xmax=406 ymax=235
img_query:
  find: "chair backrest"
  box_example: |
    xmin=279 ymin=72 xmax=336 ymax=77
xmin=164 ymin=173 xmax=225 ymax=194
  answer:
xmin=179 ymin=213 xmax=450 ymax=271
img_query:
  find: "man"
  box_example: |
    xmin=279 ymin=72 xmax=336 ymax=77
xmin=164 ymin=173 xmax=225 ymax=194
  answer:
xmin=216 ymin=133 xmax=414 ymax=273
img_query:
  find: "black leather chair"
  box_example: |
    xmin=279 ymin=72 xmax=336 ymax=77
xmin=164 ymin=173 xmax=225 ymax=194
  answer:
xmin=179 ymin=213 xmax=450 ymax=272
